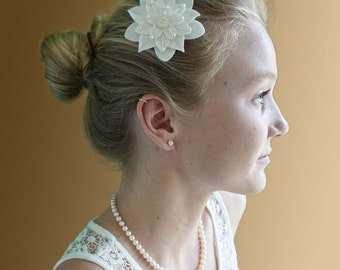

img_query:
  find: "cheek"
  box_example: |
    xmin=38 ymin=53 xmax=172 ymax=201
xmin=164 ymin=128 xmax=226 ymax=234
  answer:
xmin=199 ymin=119 xmax=245 ymax=165
xmin=223 ymin=117 xmax=267 ymax=162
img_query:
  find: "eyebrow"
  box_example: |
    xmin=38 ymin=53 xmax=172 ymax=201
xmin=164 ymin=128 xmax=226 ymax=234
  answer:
xmin=251 ymin=72 xmax=278 ymax=82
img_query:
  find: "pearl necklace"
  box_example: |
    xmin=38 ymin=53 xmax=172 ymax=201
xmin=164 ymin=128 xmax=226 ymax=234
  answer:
xmin=110 ymin=193 xmax=207 ymax=270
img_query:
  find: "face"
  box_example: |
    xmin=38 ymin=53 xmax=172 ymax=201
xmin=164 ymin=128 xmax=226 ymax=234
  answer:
xmin=175 ymin=21 xmax=289 ymax=195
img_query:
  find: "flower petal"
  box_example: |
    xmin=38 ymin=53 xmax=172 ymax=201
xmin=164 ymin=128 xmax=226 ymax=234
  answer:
xmin=155 ymin=47 xmax=176 ymax=62
xmin=169 ymin=35 xmax=185 ymax=51
xmin=128 ymin=6 xmax=147 ymax=25
xmin=164 ymin=26 xmax=178 ymax=39
xmin=173 ymin=3 xmax=186 ymax=16
xmin=135 ymin=22 xmax=153 ymax=35
xmin=155 ymin=35 xmax=171 ymax=52
xmin=150 ymin=26 xmax=163 ymax=39
xmin=124 ymin=23 xmax=140 ymax=42
xmin=177 ymin=0 xmax=193 ymax=9
xmin=150 ymin=1 xmax=165 ymax=16
xmin=139 ymin=35 xmax=156 ymax=52
xmin=158 ymin=0 xmax=167 ymax=5
xmin=165 ymin=0 xmax=176 ymax=7
xmin=169 ymin=13 xmax=184 ymax=24
xmin=185 ymin=20 xmax=205 ymax=39
xmin=183 ymin=9 xmax=200 ymax=23
xmin=175 ymin=22 xmax=192 ymax=36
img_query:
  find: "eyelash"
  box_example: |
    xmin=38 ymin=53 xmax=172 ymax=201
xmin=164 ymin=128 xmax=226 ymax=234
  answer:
xmin=255 ymin=89 xmax=271 ymax=105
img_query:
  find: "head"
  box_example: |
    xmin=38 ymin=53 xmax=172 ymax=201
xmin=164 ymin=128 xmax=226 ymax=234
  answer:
xmin=40 ymin=0 xmax=274 ymax=172
xmin=174 ymin=20 xmax=289 ymax=195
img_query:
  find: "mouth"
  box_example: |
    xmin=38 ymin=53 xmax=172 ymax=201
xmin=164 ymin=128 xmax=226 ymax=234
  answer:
xmin=258 ymin=155 xmax=270 ymax=163
xmin=258 ymin=150 xmax=272 ymax=163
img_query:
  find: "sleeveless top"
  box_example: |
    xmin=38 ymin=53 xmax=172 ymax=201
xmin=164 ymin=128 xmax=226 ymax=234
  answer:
xmin=53 ymin=192 xmax=239 ymax=270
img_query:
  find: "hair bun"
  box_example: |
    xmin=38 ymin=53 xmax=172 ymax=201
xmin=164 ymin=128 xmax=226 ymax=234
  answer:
xmin=40 ymin=30 xmax=89 ymax=102
xmin=89 ymin=14 xmax=108 ymax=43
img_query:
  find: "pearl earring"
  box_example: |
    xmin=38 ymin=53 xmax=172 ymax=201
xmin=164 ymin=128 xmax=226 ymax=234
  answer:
xmin=168 ymin=140 xmax=174 ymax=147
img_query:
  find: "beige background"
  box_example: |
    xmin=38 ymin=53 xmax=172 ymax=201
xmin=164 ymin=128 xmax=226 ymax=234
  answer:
xmin=1 ymin=0 xmax=339 ymax=269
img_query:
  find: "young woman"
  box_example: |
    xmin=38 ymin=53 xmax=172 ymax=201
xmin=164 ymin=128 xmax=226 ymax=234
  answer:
xmin=40 ymin=0 xmax=289 ymax=269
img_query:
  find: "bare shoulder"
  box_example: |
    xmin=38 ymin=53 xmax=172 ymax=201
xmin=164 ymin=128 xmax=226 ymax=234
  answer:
xmin=217 ymin=191 xmax=247 ymax=237
xmin=56 ymin=259 xmax=104 ymax=270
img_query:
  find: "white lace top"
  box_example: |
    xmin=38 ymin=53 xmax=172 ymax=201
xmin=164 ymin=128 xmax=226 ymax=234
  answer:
xmin=53 ymin=192 xmax=239 ymax=270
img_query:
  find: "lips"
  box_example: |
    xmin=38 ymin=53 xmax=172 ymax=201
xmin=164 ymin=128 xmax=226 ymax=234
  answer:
xmin=258 ymin=154 xmax=269 ymax=160
xmin=258 ymin=149 xmax=272 ymax=160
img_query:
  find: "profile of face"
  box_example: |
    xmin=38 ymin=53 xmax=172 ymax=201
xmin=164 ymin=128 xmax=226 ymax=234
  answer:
xmin=176 ymin=21 xmax=289 ymax=195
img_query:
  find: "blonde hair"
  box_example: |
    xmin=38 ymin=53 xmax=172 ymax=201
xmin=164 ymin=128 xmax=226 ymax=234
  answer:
xmin=40 ymin=0 xmax=268 ymax=167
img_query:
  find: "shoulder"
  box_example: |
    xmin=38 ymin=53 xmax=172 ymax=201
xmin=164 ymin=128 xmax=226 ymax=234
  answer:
xmin=56 ymin=259 xmax=104 ymax=270
xmin=217 ymin=191 xmax=247 ymax=237
xmin=54 ymin=214 xmax=116 ymax=270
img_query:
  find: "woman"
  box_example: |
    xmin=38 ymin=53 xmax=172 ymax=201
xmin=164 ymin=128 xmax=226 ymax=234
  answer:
xmin=40 ymin=0 xmax=289 ymax=269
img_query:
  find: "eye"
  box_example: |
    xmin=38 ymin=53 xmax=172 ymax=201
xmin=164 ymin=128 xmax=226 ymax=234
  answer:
xmin=255 ymin=89 xmax=271 ymax=105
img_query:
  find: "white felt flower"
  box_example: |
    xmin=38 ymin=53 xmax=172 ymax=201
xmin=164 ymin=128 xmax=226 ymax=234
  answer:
xmin=125 ymin=0 xmax=205 ymax=62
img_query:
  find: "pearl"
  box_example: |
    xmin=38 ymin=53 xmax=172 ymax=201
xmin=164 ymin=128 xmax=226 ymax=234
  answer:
xmin=110 ymin=193 xmax=206 ymax=270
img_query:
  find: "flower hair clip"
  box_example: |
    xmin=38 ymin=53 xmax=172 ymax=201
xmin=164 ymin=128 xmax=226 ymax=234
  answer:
xmin=124 ymin=0 xmax=205 ymax=62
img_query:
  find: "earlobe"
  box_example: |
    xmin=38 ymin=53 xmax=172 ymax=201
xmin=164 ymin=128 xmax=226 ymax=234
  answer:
xmin=136 ymin=94 xmax=175 ymax=150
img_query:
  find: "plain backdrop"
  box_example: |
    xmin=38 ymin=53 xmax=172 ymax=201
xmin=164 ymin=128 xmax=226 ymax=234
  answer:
xmin=1 ymin=0 xmax=339 ymax=269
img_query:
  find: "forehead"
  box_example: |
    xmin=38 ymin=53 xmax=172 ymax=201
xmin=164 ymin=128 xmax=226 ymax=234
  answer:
xmin=219 ymin=21 xmax=277 ymax=84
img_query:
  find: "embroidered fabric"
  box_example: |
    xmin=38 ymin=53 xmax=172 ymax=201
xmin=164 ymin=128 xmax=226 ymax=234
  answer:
xmin=53 ymin=192 xmax=239 ymax=270
xmin=206 ymin=192 xmax=239 ymax=270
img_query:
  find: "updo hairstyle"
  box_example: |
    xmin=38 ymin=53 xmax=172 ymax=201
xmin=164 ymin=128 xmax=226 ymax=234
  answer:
xmin=40 ymin=0 xmax=268 ymax=167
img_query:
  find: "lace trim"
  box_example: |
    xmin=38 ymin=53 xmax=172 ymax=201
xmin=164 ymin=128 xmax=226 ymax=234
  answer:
xmin=207 ymin=192 xmax=239 ymax=270
xmin=53 ymin=222 xmax=143 ymax=270
xmin=54 ymin=192 xmax=239 ymax=270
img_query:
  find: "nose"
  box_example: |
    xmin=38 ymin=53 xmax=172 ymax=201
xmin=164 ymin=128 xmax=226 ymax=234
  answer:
xmin=268 ymin=101 xmax=289 ymax=138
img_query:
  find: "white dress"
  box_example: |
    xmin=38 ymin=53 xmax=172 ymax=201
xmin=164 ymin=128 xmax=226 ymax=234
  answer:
xmin=53 ymin=192 xmax=239 ymax=270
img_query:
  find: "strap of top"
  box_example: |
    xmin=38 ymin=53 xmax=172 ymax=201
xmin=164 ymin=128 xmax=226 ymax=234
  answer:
xmin=206 ymin=192 xmax=239 ymax=270
xmin=53 ymin=221 xmax=143 ymax=270
xmin=53 ymin=192 xmax=239 ymax=270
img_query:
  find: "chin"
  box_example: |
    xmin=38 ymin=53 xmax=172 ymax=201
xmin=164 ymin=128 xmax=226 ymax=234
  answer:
xmin=245 ymin=173 xmax=267 ymax=195
xmin=223 ymin=176 xmax=266 ymax=196
xmin=247 ymin=184 xmax=266 ymax=196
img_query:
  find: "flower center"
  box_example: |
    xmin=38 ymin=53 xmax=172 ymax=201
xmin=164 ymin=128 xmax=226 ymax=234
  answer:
xmin=156 ymin=16 xmax=170 ymax=28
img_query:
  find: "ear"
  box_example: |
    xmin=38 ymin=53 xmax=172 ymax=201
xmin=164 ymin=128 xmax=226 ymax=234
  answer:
xmin=136 ymin=94 xmax=176 ymax=151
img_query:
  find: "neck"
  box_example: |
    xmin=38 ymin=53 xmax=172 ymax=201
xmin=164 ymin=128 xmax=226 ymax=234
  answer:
xmin=115 ymin=168 xmax=211 ymax=269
